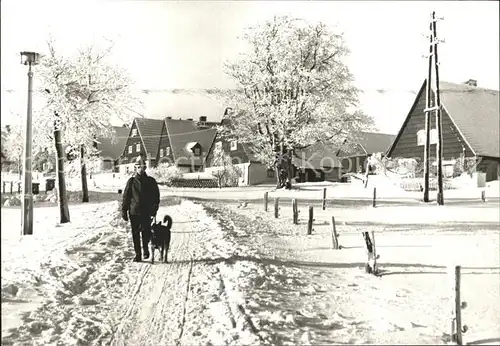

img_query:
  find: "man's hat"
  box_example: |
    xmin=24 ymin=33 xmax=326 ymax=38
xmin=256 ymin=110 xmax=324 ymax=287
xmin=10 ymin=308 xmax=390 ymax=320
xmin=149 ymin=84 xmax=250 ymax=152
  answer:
xmin=134 ymin=155 xmax=146 ymax=167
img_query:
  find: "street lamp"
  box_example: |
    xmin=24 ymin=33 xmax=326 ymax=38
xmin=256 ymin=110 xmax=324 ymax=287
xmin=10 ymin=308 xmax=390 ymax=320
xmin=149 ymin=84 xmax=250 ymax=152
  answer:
xmin=20 ymin=51 xmax=40 ymax=236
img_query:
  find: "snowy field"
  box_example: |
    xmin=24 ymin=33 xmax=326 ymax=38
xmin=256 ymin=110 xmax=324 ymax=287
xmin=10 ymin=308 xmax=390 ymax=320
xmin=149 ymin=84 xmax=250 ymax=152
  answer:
xmin=1 ymin=179 xmax=499 ymax=345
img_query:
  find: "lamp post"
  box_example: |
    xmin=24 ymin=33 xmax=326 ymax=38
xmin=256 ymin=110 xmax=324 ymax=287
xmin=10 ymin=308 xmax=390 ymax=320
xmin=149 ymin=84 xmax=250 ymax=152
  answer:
xmin=20 ymin=51 xmax=40 ymax=236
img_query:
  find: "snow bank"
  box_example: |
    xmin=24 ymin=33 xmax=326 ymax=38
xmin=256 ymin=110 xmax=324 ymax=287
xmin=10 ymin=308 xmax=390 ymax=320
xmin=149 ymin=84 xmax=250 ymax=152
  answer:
xmin=1 ymin=201 xmax=131 ymax=345
xmin=201 ymin=201 xmax=500 ymax=345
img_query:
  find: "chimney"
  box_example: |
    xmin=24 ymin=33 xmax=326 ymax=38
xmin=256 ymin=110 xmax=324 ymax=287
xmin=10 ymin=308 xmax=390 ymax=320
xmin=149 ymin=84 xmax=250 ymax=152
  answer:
xmin=464 ymin=79 xmax=477 ymax=87
xmin=199 ymin=116 xmax=207 ymax=122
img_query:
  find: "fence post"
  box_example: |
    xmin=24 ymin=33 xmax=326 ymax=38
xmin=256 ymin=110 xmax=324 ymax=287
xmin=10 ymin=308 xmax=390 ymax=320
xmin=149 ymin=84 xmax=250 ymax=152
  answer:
xmin=371 ymin=231 xmax=378 ymax=274
xmin=2 ymin=181 xmax=5 ymax=194
xmin=481 ymin=190 xmax=486 ymax=202
xmin=372 ymin=187 xmax=377 ymax=208
xmin=363 ymin=231 xmax=378 ymax=275
xmin=18 ymin=182 xmax=21 ymax=194
xmin=274 ymin=197 xmax=279 ymax=218
xmin=292 ymin=198 xmax=298 ymax=224
xmin=264 ymin=192 xmax=268 ymax=212
xmin=330 ymin=216 xmax=339 ymax=249
xmin=451 ymin=265 xmax=467 ymax=345
xmin=10 ymin=181 xmax=13 ymax=194
xmin=307 ymin=206 xmax=313 ymax=235
xmin=322 ymin=188 xmax=327 ymax=210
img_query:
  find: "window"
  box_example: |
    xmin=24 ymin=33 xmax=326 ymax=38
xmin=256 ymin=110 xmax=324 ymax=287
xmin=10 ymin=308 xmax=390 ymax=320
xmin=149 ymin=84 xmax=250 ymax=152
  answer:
xmin=215 ymin=141 xmax=222 ymax=150
xmin=417 ymin=129 xmax=425 ymax=146
xmin=136 ymin=143 xmax=141 ymax=152
xmin=417 ymin=129 xmax=438 ymax=146
xmin=194 ymin=147 xmax=201 ymax=156
xmin=166 ymin=147 xmax=170 ymax=155
xmin=128 ymin=145 xmax=133 ymax=153
xmin=159 ymin=149 xmax=164 ymax=157
xmin=267 ymin=169 xmax=275 ymax=178
xmin=230 ymin=140 xmax=237 ymax=151
xmin=131 ymin=129 xmax=138 ymax=137
xmin=430 ymin=129 xmax=438 ymax=145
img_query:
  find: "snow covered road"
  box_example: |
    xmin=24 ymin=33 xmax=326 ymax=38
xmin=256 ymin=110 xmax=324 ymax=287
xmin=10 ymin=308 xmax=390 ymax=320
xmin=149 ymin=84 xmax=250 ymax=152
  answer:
xmin=2 ymin=199 xmax=265 ymax=346
xmin=2 ymin=196 xmax=499 ymax=345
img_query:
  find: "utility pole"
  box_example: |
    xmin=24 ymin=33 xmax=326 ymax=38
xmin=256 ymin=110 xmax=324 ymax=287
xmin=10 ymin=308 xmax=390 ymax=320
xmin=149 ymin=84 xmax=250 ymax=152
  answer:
xmin=432 ymin=11 xmax=445 ymax=205
xmin=422 ymin=12 xmax=445 ymax=204
xmin=423 ymin=21 xmax=434 ymax=203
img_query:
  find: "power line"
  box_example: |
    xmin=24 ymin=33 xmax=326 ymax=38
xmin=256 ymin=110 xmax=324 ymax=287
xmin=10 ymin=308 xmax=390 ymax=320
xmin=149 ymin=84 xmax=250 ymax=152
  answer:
xmin=4 ymin=86 xmax=496 ymax=96
xmin=93 ymin=126 xmax=219 ymax=142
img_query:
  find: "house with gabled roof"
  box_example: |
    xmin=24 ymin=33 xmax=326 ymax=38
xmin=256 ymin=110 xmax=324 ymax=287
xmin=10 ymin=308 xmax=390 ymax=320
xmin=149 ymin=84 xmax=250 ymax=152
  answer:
xmin=93 ymin=125 xmax=130 ymax=172
xmin=205 ymin=135 xmax=273 ymax=186
xmin=387 ymin=79 xmax=500 ymax=182
xmin=204 ymin=116 xmax=279 ymax=185
xmin=119 ymin=118 xmax=164 ymax=174
xmin=159 ymin=117 xmax=217 ymax=172
xmin=293 ymin=143 xmax=344 ymax=182
xmin=205 ymin=117 xmax=345 ymax=185
xmin=336 ymin=131 xmax=396 ymax=173
xmin=119 ymin=117 xmax=217 ymax=174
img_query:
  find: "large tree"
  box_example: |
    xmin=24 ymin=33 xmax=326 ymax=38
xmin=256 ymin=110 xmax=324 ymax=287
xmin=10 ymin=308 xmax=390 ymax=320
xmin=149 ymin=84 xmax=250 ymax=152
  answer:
xmin=34 ymin=37 xmax=142 ymax=222
xmin=218 ymin=16 xmax=374 ymax=188
xmin=2 ymin=121 xmax=24 ymax=176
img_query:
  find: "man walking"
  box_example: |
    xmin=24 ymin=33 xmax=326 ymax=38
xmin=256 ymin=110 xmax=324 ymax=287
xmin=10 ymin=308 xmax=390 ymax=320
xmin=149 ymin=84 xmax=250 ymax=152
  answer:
xmin=122 ymin=156 xmax=160 ymax=262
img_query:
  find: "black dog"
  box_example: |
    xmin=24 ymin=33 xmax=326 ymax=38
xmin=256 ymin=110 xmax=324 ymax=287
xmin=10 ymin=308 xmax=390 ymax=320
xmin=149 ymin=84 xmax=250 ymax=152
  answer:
xmin=150 ymin=215 xmax=172 ymax=264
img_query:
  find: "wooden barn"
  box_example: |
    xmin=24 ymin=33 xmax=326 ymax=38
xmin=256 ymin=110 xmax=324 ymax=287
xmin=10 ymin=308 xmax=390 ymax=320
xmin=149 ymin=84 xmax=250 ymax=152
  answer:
xmin=336 ymin=131 xmax=396 ymax=174
xmin=387 ymin=79 xmax=500 ymax=182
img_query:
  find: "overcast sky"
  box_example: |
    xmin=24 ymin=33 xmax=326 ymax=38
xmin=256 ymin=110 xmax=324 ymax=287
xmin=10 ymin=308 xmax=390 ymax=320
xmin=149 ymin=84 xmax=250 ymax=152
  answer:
xmin=2 ymin=0 xmax=499 ymax=134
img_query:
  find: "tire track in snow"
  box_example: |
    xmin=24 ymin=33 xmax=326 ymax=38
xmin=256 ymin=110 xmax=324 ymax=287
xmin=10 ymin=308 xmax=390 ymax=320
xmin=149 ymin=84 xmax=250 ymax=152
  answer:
xmin=109 ymin=263 xmax=151 ymax=345
xmin=108 ymin=204 xmax=199 ymax=346
xmin=174 ymin=221 xmax=195 ymax=346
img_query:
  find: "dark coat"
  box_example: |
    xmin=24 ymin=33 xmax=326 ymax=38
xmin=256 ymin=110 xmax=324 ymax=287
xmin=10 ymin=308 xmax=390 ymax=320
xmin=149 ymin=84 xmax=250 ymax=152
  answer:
xmin=122 ymin=173 xmax=160 ymax=217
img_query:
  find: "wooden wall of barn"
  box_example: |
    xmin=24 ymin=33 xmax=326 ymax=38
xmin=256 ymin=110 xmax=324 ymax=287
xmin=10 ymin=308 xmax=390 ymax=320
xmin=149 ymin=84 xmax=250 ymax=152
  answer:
xmin=389 ymin=87 xmax=475 ymax=161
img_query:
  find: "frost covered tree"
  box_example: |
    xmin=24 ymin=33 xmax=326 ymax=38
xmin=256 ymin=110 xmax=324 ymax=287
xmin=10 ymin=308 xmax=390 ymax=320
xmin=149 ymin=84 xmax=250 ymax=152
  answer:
xmin=2 ymin=121 xmax=24 ymax=177
xmin=210 ymin=144 xmax=241 ymax=188
xmin=218 ymin=16 xmax=374 ymax=188
xmin=34 ymin=37 xmax=142 ymax=222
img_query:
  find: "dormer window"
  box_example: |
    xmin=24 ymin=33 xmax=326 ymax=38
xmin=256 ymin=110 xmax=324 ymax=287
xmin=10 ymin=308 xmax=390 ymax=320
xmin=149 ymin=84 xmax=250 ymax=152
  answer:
xmin=159 ymin=148 xmax=164 ymax=157
xmin=131 ymin=129 xmax=138 ymax=137
xmin=186 ymin=142 xmax=202 ymax=156
xmin=166 ymin=147 xmax=170 ymax=156
xmin=230 ymin=140 xmax=237 ymax=151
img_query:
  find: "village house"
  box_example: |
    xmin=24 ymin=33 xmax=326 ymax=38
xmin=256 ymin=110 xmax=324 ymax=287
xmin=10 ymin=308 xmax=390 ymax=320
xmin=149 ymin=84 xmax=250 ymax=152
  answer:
xmin=119 ymin=117 xmax=217 ymax=174
xmin=160 ymin=117 xmax=217 ymax=172
xmin=387 ymin=79 xmax=500 ymax=182
xmin=292 ymin=143 xmax=344 ymax=182
xmin=336 ymin=131 xmax=396 ymax=174
xmin=93 ymin=125 xmax=130 ymax=172
xmin=206 ymin=127 xmax=344 ymax=185
xmin=205 ymin=135 xmax=276 ymax=186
